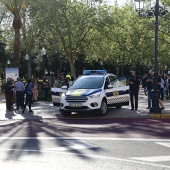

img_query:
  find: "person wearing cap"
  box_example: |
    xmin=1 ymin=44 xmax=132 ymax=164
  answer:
xmin=66 ymin=74 xmax=73 ymax=87
xmin=15 ymin=77 xmax=25 ymax=109
xmin=129 ymin=71 xmax=140 ymax=110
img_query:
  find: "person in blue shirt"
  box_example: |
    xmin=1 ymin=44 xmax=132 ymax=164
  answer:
xmin=22 ymin=78 xmax=34 ymax=113
xmin=15 ymin=77 xmax=25 ymax=109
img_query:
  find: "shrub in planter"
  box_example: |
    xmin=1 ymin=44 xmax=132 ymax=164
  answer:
xmin=37 ymin=83 xmax=52 ymax=101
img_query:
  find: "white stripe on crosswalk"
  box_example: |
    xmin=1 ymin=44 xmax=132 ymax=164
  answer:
xmin=131 ymin=156 xmax=170 ymax=162
xmin=156 ymin=142 xmax=170 ymax=148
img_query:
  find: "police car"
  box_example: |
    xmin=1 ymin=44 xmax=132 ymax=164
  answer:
xmin=59 ymin=70 xmax=129 ymax=116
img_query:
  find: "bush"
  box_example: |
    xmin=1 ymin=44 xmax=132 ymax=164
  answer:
xmin=37 ymin=84 xmax=52 ymax=101
xmin=0 ymin=79 xmax=5 ymax=93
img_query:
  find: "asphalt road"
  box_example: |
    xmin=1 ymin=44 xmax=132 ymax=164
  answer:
xmin=1 ymin=119 xmax=170 ymax=170
xmin=1 ymin=89 xmax=170 ymax=170
xmin=0 ymin=137 xmax=170 ymax=170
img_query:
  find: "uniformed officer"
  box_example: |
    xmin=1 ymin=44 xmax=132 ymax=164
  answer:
xmin=129 ymin=71 xmax=140 ymax=110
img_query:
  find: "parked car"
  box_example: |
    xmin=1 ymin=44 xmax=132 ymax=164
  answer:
xmin=57 ymin=70 xmax=129 ymax=116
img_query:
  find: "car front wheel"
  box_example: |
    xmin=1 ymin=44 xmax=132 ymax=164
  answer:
xmin=99 ymin=99 xmax=108 ymax=116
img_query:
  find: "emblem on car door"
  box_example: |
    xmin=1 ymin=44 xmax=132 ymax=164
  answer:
xmin=113 ymin=91 xmax=119 ymax=96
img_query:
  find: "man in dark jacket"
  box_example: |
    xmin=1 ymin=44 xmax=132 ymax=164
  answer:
xmin=4 ymin=78 xmax=15 ymax=111
xmin=142 ymin=74 xmax=148 ymax=95
xmin=129 ymin=71 xmax=140 ymax=110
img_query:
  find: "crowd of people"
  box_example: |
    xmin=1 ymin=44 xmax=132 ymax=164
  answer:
xmin=129 ymin=69 xmax=169 ymax=111
xmin=4 ymin=71 xmax=169 ymax=113
xmin=4 ymin=77 xmax=50 ymax=113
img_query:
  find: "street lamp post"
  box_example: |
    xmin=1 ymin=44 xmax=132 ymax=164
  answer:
xmin=41 ymin=47 xmax=46 ymax=77
xmin=100 ymin=61 xmax=104 ymax=69
xmin=92 ymin=54 xmax=97 ymax=69
xmin=134 ymin=0 xmax=168 ymax=113
xmin=25 ymin=54 xmax=30 ymax=79
xmin=7 ymin=59 xmax=10 ymax=67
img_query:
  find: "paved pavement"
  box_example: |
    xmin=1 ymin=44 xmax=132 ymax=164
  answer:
xmin=0 ymin=90 xmax=170 ymax=120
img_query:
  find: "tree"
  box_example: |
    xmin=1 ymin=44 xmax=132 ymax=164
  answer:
xmin=0 ymin=0 xmax=26 ymax=67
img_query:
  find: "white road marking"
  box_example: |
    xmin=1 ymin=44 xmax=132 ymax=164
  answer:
xmin=0 ymin=137 xmax=170 ymax=169
xmin=156 ymin=142 xmax=170 ymax=148
xmin=131 ymin=156 xmax=170 ymax=162
xmin=44 ymin=139 xmax=97 ymax=151
xmin=0 ymin=137 xmax=170 ymax=141
xmin=0 ymin=149 xmax=170 ymax=169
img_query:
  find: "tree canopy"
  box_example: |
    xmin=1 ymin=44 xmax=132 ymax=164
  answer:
xmin=0 ymin=0 xmax=170 ymax=78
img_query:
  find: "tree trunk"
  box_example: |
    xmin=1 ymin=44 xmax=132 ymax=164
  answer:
xmin=13 ymin=17 xmax=21 ymax=67
xmin=116 ymin=65 xmax=120 ymax=77
xmin=68 ymin=55 xmax=76 ymax=77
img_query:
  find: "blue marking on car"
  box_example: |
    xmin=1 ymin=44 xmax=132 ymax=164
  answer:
xmin=106 ymin=89 xmax=129 ymax=97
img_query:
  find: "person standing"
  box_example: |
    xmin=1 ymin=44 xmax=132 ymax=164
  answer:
xmin=22 ymin=78 xmax=34 ymax=113
xmin=142 ymin=74 xmax=148 ymax=95
xmin=32 ymin=78 xmax=39 ymax=102
xmin=129 ymin=71 xmax=140 ymax=110
xmin=158 ymin=73 xmax=165 ymax=110
xmin=165 ymin=76 xmax=169 ymax=99
xmin=42 ymin=78 xmax=50 ymax=101
xmin=15 ymin=77 xmax=25 ymax=109
xmin=146 ymin=70 xmax=154 ymax=109
xmin=4 ymin=78 xmax=15 ymax=111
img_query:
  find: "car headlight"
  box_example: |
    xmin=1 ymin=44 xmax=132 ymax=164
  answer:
xmin=89 ymin=92 xmax=101 ymax=98
xmin=61 ymin=93 xmax=66 ymax=97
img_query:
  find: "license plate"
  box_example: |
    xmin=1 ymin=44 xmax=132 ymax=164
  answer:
xmin=69 ymin=103 xmax=82 ymax=107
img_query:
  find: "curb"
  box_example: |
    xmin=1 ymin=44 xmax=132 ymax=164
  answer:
xmin=150 ymin=114 xmax=170 ymax=119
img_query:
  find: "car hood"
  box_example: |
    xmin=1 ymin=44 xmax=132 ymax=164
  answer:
xmin=66 ymin=89 xmax=102 ymax=96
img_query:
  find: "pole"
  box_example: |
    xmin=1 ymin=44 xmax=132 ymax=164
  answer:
xmin=27 ymin=60 xmax=29 ymax=79
xmin=150 ymin=0 xmax=161 ymax=113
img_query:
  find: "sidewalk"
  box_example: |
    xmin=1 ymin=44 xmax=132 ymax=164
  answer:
xmin=0 ymin=90 xmax=170 ymax=120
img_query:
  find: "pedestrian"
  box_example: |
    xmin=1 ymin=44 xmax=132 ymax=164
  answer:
xmin=129 ymin=70 xmax=140 ymax=110
xmin=158 ymin=73 xmax=165 ymax=110
xmin=146 ymin=70 xmax=154 ymax=109
xmin=4 ymin=77 xmax=15 ymax=111
xmin=42 ymin=78 xmax=50 ymax=101
xmin=10 ymin=79 xmax=16 ymax=108
xmin=32 ymin=78 xmax=38 ymax=102
xmin=141 ymin=74 xmax=148 ymax=95
xmin=58 ymin=73 xmax=65 ymax=88
xmin=165 ymin=76 xmax=169 ymax=99
xmin=22 ymin=78 xmax=34 ymax=114
xmin=15 ymin=77 xmax=25 ymax=109
xmin=158 ymin=73 xmax=164 ymax=100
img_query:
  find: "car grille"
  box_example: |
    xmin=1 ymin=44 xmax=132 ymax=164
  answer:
xmin=65 ymin=96 xmax=88 ymax=103
xmin=65 ymin=106 xmax=89 ymax=110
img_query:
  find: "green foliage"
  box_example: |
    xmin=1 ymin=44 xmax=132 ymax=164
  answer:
xmin=0 ymin=79 xmax=5 ymax=92
xmin=1 ymin=0 xmax=170 ymax=77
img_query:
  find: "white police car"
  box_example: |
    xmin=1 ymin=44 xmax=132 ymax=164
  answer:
xmin=59 ymin=70 xmax=129 ymax=116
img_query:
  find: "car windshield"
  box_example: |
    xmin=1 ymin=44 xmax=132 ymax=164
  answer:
xmin=70 ymin=76 xmax=104 ymax=89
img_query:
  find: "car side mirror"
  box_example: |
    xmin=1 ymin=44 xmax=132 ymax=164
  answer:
xmin=108 ymin=84 xmax=113 ymax=89
xmin=61 ymin=85 xmax=68 ymax=90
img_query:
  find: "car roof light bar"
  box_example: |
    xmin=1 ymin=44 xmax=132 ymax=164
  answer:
xmin=83 ymin=70 xmax=107 ymax=75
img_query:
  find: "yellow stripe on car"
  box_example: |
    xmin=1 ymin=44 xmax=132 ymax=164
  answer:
xmin=72 ymin=89 xmax=86 ymax=96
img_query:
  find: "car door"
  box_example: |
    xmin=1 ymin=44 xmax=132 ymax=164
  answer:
xmin=51 ymin=87 xmax=68 ymax=106
xmin=105 ymin=75 xmax=129 ymax=107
